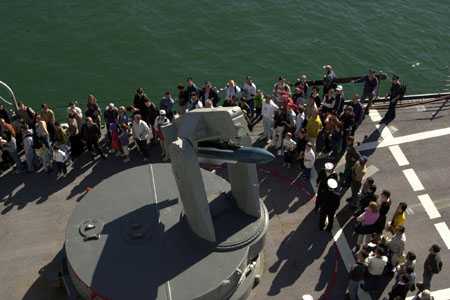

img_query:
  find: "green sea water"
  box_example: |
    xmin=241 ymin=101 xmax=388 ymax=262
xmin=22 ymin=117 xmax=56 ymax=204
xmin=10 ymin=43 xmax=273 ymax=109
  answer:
xmin=1 ymin=0 xmax=449 ymax=119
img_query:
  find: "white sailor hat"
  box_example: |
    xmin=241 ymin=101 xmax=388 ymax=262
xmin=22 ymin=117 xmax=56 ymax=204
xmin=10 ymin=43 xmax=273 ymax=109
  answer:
xmin=324 ymin=162 xmax=334 ymax=171
xmin=336 ymin=85 xmax=343 ymax=91
xmin=159 ymin=109 xmax=166 ymax=115
xmin=327 ymin=178 xmax=338 ymax=189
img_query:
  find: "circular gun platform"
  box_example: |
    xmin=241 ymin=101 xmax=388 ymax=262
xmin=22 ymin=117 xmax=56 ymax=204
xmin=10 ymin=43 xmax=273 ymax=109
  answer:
xmin=64 ymin=163 xmax=268 ymax=300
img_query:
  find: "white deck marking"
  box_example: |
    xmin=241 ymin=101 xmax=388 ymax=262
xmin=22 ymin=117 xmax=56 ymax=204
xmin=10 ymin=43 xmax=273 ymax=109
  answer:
xmin=435 ymin=222 xmax=450 ymax=249
xmin=165 ymin=281 xmax=173 ymax=300
xmin=331 ymin=223 xmax=371 ymax=300
xmin=417 ymin=194 xmax=441 ymax=220
xmin=385 ymin=127 xmax=450 ymax=147
xmin=388 ymin=125 xmax=399 ymax=133
xmin=403 ymin=168 xmax=425 ymax=191
xmin=150 ymin=165 xmax=159 ymax=208
xmin=376 ymin=124 xmax=395 ymax=140
xmin=332 ymin=226 xmax=354 ymax=271
xmin=416 ymin=105 xmax=426 ymax=112
xmin=150 ymin=165 xmax=173 ymax=300
xmin=406 ymin=288 xmax=450 ymax=300
xmin=358 ymin=127 xmax=450 ymax=151
xmin=389 ymin=145 xmax=410 ymax=166
xmin=368 ymin=109 xmax=382 ymax=122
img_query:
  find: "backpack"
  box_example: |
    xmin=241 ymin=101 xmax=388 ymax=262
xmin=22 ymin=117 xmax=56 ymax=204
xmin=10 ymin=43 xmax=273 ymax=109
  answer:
xmin=400 ymin=84 xmax=407 ymax=98
xmin=434 ymin=260 xmax=443 ymax=274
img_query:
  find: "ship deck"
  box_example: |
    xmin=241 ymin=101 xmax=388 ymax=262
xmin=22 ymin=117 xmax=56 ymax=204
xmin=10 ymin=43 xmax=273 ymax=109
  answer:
xmin=1 ymin=99 xmax=450 ymax=300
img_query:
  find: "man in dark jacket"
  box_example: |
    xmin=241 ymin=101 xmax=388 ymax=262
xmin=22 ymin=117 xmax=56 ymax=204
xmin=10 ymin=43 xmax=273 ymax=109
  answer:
xmin=342 ymin=136 xmax=360 ymax=187
xmin=177 ymin=84 xmax=188 ymax=114
xmin=351 ymin=95 xmax=364 ymax=127
xmin=347 ymin=252 xmax=368 ymax=300
xmin=318 ymin=178 xmax=341 ymax=232
xmin=388 ymin=273 xmax=410 ymax=300
xmin=139 ymin=99 xmax=158 ymax=130
xmin=352 ymin=70 xmax=379 ymax=114
xmin=81 ymin=117 xmax=105 ymax=159
xmin=380 ymin=75 xmax=406 ymax=124
xmin=133 ymin=88 xmax=150 ymax=112
xmin=422 ymin=244 xmax=443 ymax=289
xmin=200 ymin=81 xmax=220 ymax=106
xmin=0 ymin=104 xmax=11 ymax=124
xmin=354 ymin=184 xmax=377 ymax=215
xmin=160 ymin=91 xmax=175 ymax=121
xmin=186 ymin=77 xmax=199 ymax=102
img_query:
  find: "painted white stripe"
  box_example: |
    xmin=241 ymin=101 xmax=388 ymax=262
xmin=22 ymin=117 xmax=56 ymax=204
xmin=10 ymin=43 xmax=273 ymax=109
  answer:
xmin=435 ymin=222 xmax=450 ymax=249
xmin=165 ymin=281 xmax=173 ymax=300
xmin=150 ymin=165 xmax=173 ymax=299
xmin=389 ymin=145 xmax=410 ymax=166
xmin=417 ymin=194 xmax=441 ymax=219
xmin=327 ymin=158 xmax=372 ymax=299
xmin=376 ymin=123 xmax=395 ymax=140
xmin=389 ymin=125 xmax=399 ymax=133
xmin=406 ymin=288 xmax=450 ymax=300
xmin=368 ymin=109 xmax=382 ymax=122
xmin=383 ymin=127 xmax=450 ymax=147
xmin=403 ymin=169 xmax=425 ymax=191
xmin=331 ymin=221 xmax=371 ymax=300
xmin=358 ymin=127 xmax=450 ymax=151
xmin=332 ymin=227 xmax=355 ymax=271
xmin=416 ymin=105 xmax=426 ymax=112
xmin=150 ymin=165 xmax=159 ymax=207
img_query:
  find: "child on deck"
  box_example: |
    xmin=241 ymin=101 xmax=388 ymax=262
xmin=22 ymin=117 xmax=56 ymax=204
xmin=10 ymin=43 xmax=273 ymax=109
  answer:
xmin=53 ymin=144 xmax=67 ymax=176
xmin=34 ymin=140 xmax=52 ymax=173
xmin=110 ymin=123 xmax=121 ymax=156
xmin=118 ymin=123 xmax=130 ymax=162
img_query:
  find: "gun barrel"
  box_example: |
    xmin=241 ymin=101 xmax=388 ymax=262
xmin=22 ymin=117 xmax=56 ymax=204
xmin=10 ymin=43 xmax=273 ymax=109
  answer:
xmin=197 ymin=146 xmax=274 ymax=164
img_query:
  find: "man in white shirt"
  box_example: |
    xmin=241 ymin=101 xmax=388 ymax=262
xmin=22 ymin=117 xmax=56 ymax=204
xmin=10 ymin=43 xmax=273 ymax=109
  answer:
xmin=261 ymin=97 xmax=279 ymax=142
xmin=363 ymin=247 xmax=388 ymax=292
xmin=225 ymin=80 xmax=241 ymax=100
xmin=132 ymin=114 xmax=152 ymax=161
xmin=242 ymin=76 xmax=257 ymax=116
xmin=303 ymin=142 xmax=315 ymax=179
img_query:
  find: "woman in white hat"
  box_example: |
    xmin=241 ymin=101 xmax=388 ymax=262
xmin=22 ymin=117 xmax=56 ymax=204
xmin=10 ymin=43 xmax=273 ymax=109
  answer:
xmin=154 ymin=110 xmax=171 ymax=161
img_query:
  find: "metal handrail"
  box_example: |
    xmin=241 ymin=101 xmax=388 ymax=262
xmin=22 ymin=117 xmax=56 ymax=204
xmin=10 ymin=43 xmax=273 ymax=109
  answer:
xmin=0 ymin=81 xmax=18 ymax=112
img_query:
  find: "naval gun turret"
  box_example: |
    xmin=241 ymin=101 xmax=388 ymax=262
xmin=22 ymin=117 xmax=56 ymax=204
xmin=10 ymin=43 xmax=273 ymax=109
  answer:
xmin=62 ymin=107 xmax=274 ymax=300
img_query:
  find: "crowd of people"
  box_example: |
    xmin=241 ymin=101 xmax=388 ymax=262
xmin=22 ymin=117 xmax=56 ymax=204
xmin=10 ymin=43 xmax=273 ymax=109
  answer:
xmin=306 ymin=125 xmax=442 ymax=300
xmin=1 ymin=66 xmax=439 ymax=300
